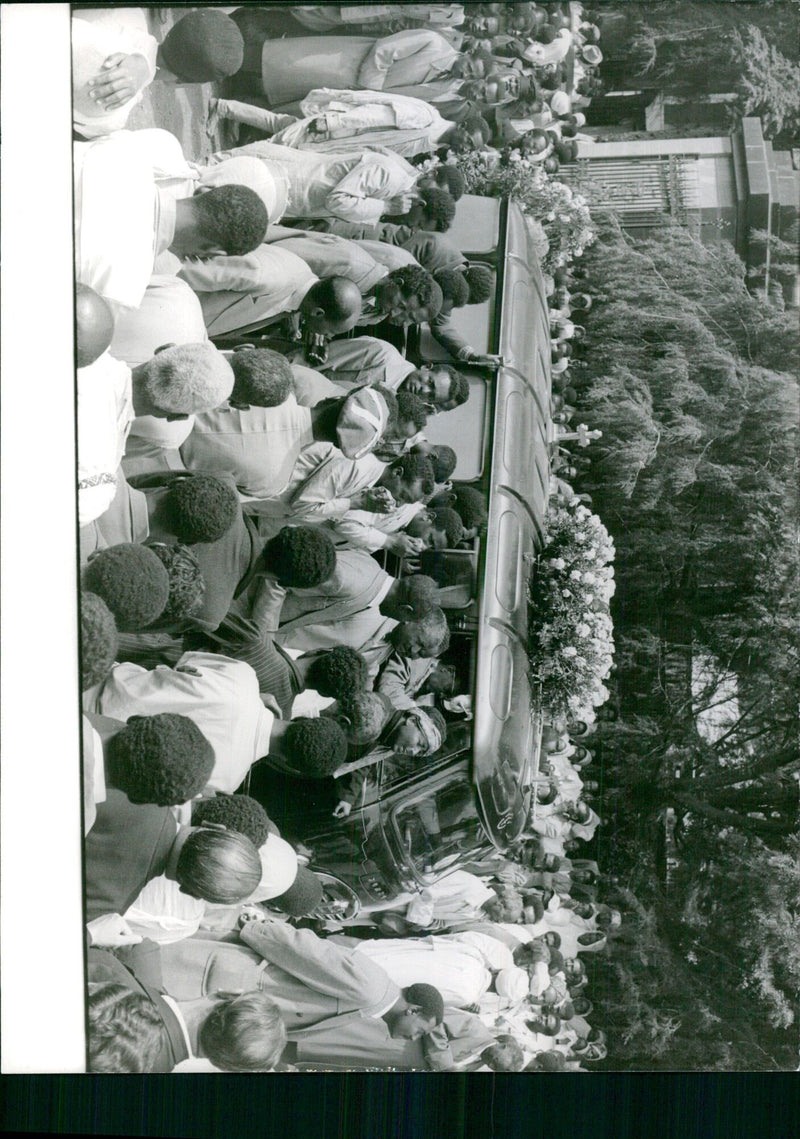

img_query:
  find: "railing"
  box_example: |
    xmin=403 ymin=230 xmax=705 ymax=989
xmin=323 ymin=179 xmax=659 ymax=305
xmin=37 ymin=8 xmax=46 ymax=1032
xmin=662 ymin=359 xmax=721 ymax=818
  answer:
xmin=561 ymin=155 xmax=701 ymax=228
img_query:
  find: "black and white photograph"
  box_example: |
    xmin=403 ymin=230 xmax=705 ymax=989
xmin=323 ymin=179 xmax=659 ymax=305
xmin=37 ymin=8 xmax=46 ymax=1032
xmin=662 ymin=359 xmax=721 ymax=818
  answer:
xmin=1 ymin=0 xmax=799 ymax=1088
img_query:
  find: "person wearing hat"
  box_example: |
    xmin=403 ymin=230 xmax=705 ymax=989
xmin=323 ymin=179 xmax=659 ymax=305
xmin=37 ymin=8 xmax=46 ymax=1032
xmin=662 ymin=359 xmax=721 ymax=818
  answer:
xmin=73 ymin=9 xmax=244 ymax=140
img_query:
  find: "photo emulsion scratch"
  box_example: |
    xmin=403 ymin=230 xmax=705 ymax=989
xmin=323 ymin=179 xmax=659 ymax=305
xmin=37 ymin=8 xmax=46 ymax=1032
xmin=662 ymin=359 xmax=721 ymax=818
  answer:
xmin=66 ymin=1 xmax=799 ymax=1075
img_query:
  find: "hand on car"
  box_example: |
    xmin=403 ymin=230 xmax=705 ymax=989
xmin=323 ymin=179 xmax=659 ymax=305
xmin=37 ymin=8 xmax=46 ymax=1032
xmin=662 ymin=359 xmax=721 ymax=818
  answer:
xmin=333 ymin=801 xmax=352 ymax=819
xmin=89 ymin=53 xmax=150 ymax=110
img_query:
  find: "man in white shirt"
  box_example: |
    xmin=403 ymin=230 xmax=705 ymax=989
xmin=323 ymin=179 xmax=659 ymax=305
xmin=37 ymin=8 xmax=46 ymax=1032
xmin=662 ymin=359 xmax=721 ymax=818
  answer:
xmin=87 ymin=650 xmax=349 ymax=793
xmin=75 ymin=133 xmax=269 ymax=316
xmin=73 ymin=9 xmax=244 ymax=139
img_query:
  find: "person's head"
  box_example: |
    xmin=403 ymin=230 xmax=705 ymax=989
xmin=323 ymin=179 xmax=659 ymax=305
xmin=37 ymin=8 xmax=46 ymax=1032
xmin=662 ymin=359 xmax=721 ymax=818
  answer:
xmin=379 ymin=453 xmax=436 ymax=505
xmin=229 ymin=346 xmax=294 ymax=408
xmin=483 ymin=1035 xmax=525 ymax=1072
xmin=390 ymin=984 xmax=444 ymax=1039
xmin=385 ymin=707 xmax=446 ymax=757
xmin=147 ymin=543 xmax=205 ymax=621
xmin=528 ymin=1049 xmax=566 ymax=1072
xmin=572 ymin=995 xmax=593 ymax=1017
xmin=463 ymin=264 xmax=493 ymax=305
xmin=374 ymin=266 xmax=443 ymax=327
xmin=80 ymin=592 xmax=118 ymax=690
xmin=198 ymin=991 xmax=286 ymax=1072
xmin=156 ymin=10 xmax=244 ymax=83
xmin=453 ymin=46 xmax=493 ymax=81
xmin=106 ymin=713 xmax=215 ymax=807
xmin=424 ymin=661 xmax=458 ymax=697
xmin=537 ymin=780 xmax=558 ymax=806
xmin=304 ymin=647 xmax=369 ymax=702
xmin=380 ymin=573 xmax=439 ymax=622
xmin=446 ymin=109 xmax=493 ymax=154
xmin=390 ymin=607 xmax=451 ymax=659
xmin=130 ymin=343 xmax=234 ymax=419
xmin=434 ymin=269 xmax=470 ymax=317
xmin=422 ymin=444 xmax=458 ymax=483
xmin=301 ymin=276 xmax=363 ymax=337
xmin=543 ymin=154 xmax=561 ymax=175
xmin=393 ymin=391 xmax=429 ymax=439
xmin=544 ymin=931 xmax=561 ymax=950
xmin=173 ymin=186 xmax=268 ymax=259
xmin=451 ymin=484 xmax=488 ymax=537
xmin=400 ymin=187 xmax=456 ymax=233
xmin=283 ymin=716 xmax=349 ymax=776
xmin=87 ymin=983 xmax=170 ymax=1073
xmin=554 ymin=139 xmax=578 ymax=163
xmin=596 ymin=907 xmax=621 ymax=930
xmin=416 ymin=164 xmax=466 ymax=201
xmin=529 ymin=1011 xmax=561 ymax=1036
xmin=176 ymin=828 xmax=262 ymax=903
xmin=466 ymin=70 xmax=522 ymax=107
xmin=547 ymin=949 xmax=565 ymax=975
xmin=192 ymin=794 xmax=272 ymax=848
xmin=75 ymin=283 xmax=115 ymax=368
xmin=403 ymin=364 xmax=469 ymax=412
xmin=407 ymin=506 xmax=465 ymax=550
xmin=263 ymin=526 xmax=336 ymax=588
xmin=541 ymin=852 xmax=561 ymax=873
xmin=564 ymin=957 xmax=585 ymax=982
xmin=518 ymin=127 xmax=549 ymax=156
xmin=82 ymin=544 xmax=170 ymax=631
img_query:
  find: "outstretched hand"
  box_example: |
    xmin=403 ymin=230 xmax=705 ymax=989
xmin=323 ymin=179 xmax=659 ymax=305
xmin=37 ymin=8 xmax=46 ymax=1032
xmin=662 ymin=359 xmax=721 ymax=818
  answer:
xmin=89 ymin=52 xmax=151 ymax=110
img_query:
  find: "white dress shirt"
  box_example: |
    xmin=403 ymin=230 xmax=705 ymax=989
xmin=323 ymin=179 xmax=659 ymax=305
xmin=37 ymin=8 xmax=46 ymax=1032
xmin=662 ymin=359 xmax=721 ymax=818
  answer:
xmin=77 ymin=351 xmax=135 ymax=525
xmin=92 ymin=651 xmax=274 ymax=794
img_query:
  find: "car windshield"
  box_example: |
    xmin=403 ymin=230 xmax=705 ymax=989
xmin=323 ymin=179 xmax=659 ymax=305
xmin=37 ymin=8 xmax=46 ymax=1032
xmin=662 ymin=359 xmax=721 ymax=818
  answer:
xmin=391 ymin=773 xmax=491 ymax=883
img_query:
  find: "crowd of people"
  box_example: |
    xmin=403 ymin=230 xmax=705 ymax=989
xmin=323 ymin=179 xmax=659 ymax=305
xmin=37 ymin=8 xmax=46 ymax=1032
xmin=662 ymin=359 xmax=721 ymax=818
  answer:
xmin=74 ymin=3 xmax=615 ymax=1073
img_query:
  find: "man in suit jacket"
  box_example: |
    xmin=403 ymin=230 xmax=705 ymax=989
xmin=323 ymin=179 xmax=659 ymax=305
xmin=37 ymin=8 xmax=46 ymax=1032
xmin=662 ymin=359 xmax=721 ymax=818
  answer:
xmin=119 ymin=918 xmax=444 ymax=1066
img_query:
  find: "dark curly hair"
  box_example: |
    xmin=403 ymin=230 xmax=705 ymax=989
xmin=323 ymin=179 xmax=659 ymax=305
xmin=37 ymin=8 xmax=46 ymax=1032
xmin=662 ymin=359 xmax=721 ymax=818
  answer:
xmin=284 ymin=716 xmax=348 ymax=776
xmin=432 ymin=164 xmax=466 ymax=200
xmin=304 ymin=646 xmax=368 ymax=702
xmin=164 ymin=475 xmax=239 ymax=544
xmin=395 ymin=573 xmax=439 ymax=619
xmin=395 ymin=390 xmax=428 ymax=434
xmin=452 ymin=484 xmax=488 ymax=531
xmin=106 ymin=712 xmax=215 ymax=807
xmin=192 ymin=793 xmax=271 ymax=848
xmin=80 ymin=592 xmax=118 ymax=690
xmin=418 ymin=187 xmax=456 ymax=233
xmin=403 ymin=983 xmax=444 ymax=1025
xmin=88 ymin=983 xmax=169 ymax=1074
xmin=427 ymin=444 xmax=457 ymax=482
xmin=148 ymin=543 xmax=205 ymax=620
xmin=428 ymin=365 xmax=469 ymax=408
xmin=230 ymin=347 xmax=294 ymax=407
xmin=393 ymin=452 xmax=435 ymax=497
xmin=430 ymin=506 xmax=465 ymax=547
xmin=82 ymin=544 xmax=170 ymax=632
xmin=434 ymin=269 xmax=470 ymax=308
xmin=463 ymin=264 xmax=493 ymax=304
xmin=386 ymin=266 xmax=443 ymax=318
xmin=263 ymin=526 xmax=336 ymax=588
xmin=192 ymin=185 xmax=268 ymax=257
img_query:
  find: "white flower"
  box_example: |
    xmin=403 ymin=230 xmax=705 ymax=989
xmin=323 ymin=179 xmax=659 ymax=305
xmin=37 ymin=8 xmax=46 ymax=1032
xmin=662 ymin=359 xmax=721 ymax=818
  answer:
xmin=562 ymin=646 xmax=578 ymax=658
xmin=569 ymin=570 xmax=582 ymax=581
xmin=576 ymin=623 xmax=591 ymax=637
xmin=562 ymin=589 xmax=572 ymax=599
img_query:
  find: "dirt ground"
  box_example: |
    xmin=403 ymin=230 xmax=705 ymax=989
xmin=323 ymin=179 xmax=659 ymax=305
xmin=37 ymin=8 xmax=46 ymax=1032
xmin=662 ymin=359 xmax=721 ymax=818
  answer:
xmin=124 ymin=6 xmax=235 ymax=160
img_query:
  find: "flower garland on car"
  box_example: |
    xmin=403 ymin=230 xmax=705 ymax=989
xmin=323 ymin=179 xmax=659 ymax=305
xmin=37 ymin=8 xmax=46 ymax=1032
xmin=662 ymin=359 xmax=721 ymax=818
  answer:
xmin=528 ymin=499 xmax=615 ymax=723
xmin=453 ymin=148 xmax=595 ymax=273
